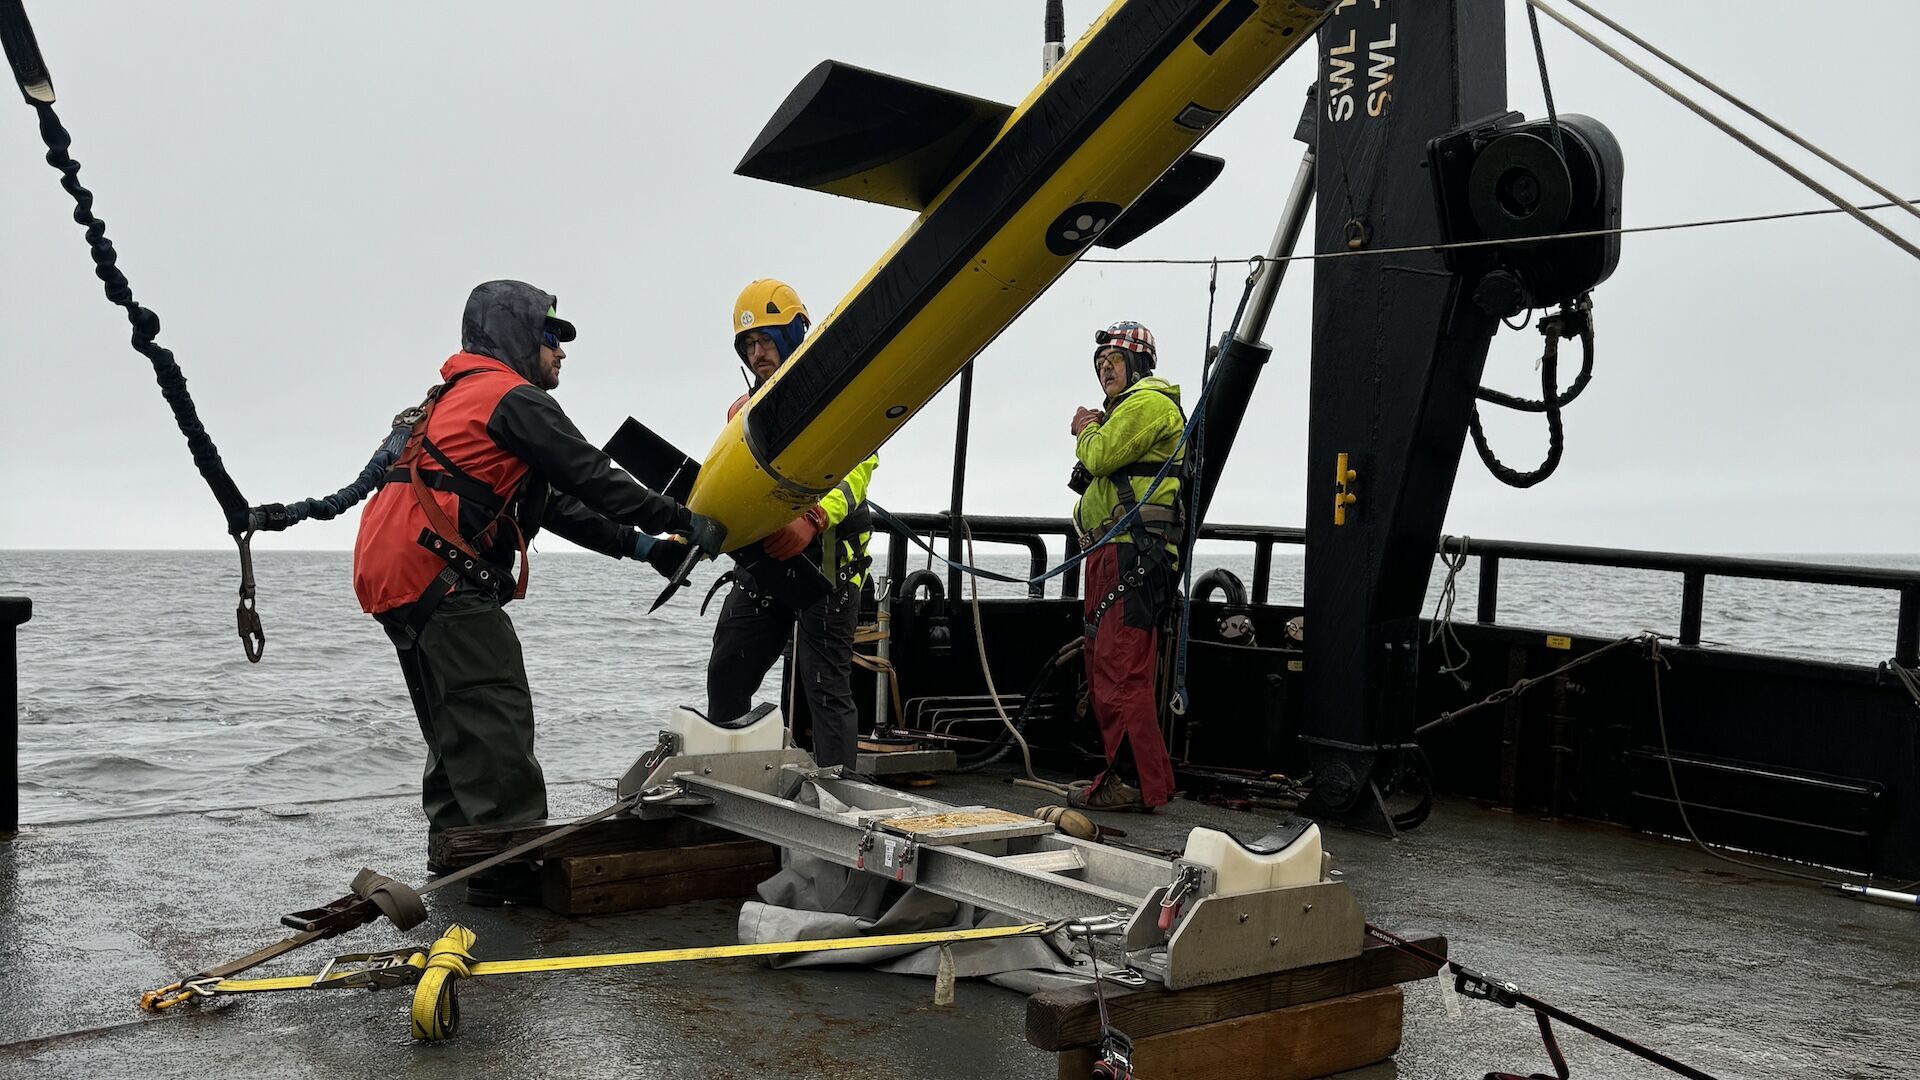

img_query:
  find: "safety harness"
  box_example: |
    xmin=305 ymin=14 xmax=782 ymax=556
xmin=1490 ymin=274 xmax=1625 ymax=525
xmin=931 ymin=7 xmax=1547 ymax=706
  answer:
xmin=379 ymin=370 xmax=530 ymax=642
xmin=1082 ymin=385 xmax=1187 ymax=644
xmin=699 ymin=498 xmax=875 ymax=616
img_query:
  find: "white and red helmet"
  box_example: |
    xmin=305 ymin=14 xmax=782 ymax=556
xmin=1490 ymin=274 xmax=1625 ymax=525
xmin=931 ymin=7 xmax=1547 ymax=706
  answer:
xmin=1094 ymin=320 xmax=1157 ymax=380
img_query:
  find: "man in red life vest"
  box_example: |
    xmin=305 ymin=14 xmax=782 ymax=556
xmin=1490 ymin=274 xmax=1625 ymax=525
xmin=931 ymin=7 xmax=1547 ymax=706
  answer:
xmin=353 ymin=279 xmax=721 ymax=904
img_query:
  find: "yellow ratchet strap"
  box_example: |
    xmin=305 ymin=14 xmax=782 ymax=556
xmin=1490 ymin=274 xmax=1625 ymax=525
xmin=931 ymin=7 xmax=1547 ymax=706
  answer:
xmin=190 ymin=921 xmax=1052 ymax=1041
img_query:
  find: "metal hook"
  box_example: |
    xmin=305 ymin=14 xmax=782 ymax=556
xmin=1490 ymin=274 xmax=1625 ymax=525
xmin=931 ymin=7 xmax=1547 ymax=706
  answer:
xmin=234 ymin=530 xmax=265 ymax=663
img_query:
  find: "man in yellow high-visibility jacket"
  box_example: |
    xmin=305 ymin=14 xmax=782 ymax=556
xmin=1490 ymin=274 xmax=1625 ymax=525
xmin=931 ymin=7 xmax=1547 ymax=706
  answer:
xmin=704 ymin=279 xmax=877 ymax=768
xmin=1068 ymin=320 xmax=1182 ymax=812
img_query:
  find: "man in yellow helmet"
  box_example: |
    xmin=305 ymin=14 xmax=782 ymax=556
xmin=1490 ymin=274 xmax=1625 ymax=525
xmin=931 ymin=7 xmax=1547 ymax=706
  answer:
xmin=705 ymin=279 xmax=879 ymax=768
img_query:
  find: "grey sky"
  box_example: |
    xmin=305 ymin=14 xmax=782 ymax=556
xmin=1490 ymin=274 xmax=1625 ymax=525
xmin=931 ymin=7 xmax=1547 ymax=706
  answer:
xmin=3 ymin=1 xmax=1916 ymax=556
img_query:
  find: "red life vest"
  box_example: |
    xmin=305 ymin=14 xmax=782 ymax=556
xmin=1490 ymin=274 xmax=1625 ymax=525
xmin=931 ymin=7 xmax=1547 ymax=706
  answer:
xmin=353 ymin=353 xmax=535 ymax=616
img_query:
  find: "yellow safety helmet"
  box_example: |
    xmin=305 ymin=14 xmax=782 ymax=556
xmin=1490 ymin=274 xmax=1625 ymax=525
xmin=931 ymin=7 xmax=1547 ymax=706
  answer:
xmin=732 ymin=279 xmax=810 ymax=359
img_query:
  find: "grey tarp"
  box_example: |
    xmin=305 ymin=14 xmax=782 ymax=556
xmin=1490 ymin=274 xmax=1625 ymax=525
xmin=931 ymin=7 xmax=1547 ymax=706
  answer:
xmin=735 ymin=782 xmax=1100 ymax=995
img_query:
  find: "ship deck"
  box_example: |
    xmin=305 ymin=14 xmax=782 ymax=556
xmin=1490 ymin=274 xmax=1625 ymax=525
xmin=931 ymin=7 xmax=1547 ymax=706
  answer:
xmin=1 ymin=771 xmax=1911 ymax=1079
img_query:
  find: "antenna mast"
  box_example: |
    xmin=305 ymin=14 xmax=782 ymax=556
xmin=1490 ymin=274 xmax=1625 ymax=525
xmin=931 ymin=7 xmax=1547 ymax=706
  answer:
xmin=1043 ymin=1 xmax=1065 ymax=73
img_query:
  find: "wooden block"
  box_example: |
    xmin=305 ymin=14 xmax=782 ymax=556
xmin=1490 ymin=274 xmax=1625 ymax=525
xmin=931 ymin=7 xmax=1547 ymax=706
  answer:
xmin=1026 ymin=931 xmax=1443 ymax=1051
xmin=547 ymin=840 xmax=782 ymax=889
xmin=543 ymin=860 xmax=781 ymax=916
xmin=1055 ymin=985 xmax=1403 ymax=1080
xmin=430 ymin=814 xmax=735 ymax=869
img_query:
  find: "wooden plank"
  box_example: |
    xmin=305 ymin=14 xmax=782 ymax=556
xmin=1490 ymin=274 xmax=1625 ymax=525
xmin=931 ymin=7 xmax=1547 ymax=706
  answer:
xmin=548 ymin=840 xmax=782 ymax=889
xmin=1055 ymin=985 xmax=1403 ymax=1080
xmin=543 ymin=860 xmax=780 ymax=916
xmin=1026 ymin=931 xmax=1443 ymax=1051
xmin=429 ymin=814 xmax=735 ymax=869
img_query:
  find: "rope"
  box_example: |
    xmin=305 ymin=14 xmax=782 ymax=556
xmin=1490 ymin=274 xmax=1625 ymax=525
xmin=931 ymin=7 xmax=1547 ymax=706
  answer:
xmin=21 ymin=92 xmax=426 ymax=659
xmin=1467 ymin=330 xmax=1562 ymax=487
xmin=1076 ymin=198 xmax=1920 ymax=268
xmin=25 ymin=99 xmax=278 ymax=659
xmin=1415 ymin=631 xmax=1650 ymax=736
xmin=1475 ymin=306 xmax=1595 ymax=413
xmin=1426 ymin=537 xmax=1473 ymax=691
xmin=850 ymin=650 xmax=906 ymax=729
xmin=1419 ymin=634 xmax=1920 ymax=894
xmin=1522 ymin=0 xmax=1920 ymax=264
xmin=1885 ymin=659 xmax=1920 ymax=715
xmin=953 ymin=635 xmax=1081 ymax=774
xmin=962 ymin=519 xmax=1071 ymax=796
xmin=29 ymin=102 xmax=252 ymax=532
xmin=1643 ymin=637 xmax=1876 ymax=890
xmin=1467 ymin=299 xmax=1591 ymax=488
xmin=1555 ymin=0 xmax=1920 ymax=227
xmin=250 ymin=424 xmax=410 ymax=532
xmin=1169 ymin=263 xmax=1251 ymax=716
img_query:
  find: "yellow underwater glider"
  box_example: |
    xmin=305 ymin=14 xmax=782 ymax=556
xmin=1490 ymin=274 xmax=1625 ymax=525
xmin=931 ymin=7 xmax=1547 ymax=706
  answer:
xmin=621 ymin=0 xmax=1333 ymax=603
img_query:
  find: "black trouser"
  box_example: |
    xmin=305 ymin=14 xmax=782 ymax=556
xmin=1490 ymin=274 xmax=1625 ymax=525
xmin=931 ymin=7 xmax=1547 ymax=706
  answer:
xmin=382 ymin=591 xmax=549 ymax=856
xmin=707 ymin=579 xmax=862 ymax=768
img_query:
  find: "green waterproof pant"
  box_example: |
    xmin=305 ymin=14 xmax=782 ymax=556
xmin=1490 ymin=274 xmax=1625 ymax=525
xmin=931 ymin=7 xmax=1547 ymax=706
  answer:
xmin=382 ymin=591 xmax=549 ymax=847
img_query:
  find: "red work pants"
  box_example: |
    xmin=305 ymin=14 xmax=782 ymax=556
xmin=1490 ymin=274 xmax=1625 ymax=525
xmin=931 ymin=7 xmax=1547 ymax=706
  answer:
xmin=1082 ymin=544 xmax=1176 ymax=807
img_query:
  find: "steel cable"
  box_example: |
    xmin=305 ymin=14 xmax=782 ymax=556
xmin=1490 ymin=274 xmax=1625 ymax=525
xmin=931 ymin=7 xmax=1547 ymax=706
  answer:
xmin=1079 ymin=198 xmax=1920 ymax=268
xmin=1555 ymin=0 xmax=1920 ymax=226
xmin=1522 ymin=0 xmax=1920 ymax=262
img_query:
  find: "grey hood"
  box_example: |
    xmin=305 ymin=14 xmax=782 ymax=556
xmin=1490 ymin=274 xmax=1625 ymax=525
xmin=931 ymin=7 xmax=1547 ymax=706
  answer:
xmin=461 ymin=279 xmax=558 ymax=381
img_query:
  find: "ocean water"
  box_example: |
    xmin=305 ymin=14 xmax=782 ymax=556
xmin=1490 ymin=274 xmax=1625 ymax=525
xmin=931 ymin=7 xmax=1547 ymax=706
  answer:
xmin=3 ymin=546 xmax=1912 ymax=826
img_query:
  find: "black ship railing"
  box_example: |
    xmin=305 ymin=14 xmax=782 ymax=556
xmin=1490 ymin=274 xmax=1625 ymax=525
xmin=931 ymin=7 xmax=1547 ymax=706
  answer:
xmin=874 ymin=513 xmax=1920 ymax=665
xmin=1449 ymin=537 xmax=1920 ymax=665
xmin=2 ymin=595 xmax=29 ymax=839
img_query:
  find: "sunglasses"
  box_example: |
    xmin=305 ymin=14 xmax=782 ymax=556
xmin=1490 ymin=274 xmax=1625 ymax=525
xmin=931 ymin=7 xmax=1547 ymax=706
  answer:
xmin=542 ymin=330 xmax=561 ymax=350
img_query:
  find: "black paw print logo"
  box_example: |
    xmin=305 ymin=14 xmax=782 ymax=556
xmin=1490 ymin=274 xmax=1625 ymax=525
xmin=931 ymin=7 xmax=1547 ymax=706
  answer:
xmin=1046 ymin=201 xmax=1122 ymax=256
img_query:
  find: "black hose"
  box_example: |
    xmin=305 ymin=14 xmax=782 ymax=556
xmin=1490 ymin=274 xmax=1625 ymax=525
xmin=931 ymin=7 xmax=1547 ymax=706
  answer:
xmin=955 ymin=637 xmax=1082 ymax=772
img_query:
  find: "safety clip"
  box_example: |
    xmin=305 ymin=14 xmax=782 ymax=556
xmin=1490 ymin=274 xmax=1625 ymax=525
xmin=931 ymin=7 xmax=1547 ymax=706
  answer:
xmin=137 ymin=975 xmax=221 ymax=1011
xmin=1156 ymin=865 xmax=1204 ymax=931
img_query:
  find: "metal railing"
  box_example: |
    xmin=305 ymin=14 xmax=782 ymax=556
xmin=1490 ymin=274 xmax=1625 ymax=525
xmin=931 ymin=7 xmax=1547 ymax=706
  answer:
xmin=2 ymin=596 xmax=29 ymax=838
xmin=876 ymin=512 xmax=1305 ymax=604
xmin=1448 ymin=537 xmax=1920 ymax=665
xmin=871 ymin=513 xmax=1920 ymax=664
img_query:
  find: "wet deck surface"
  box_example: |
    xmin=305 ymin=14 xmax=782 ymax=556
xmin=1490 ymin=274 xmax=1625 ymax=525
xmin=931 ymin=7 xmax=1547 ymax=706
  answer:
xmin=1 ymin=773 xmax=1913 ymax=1079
